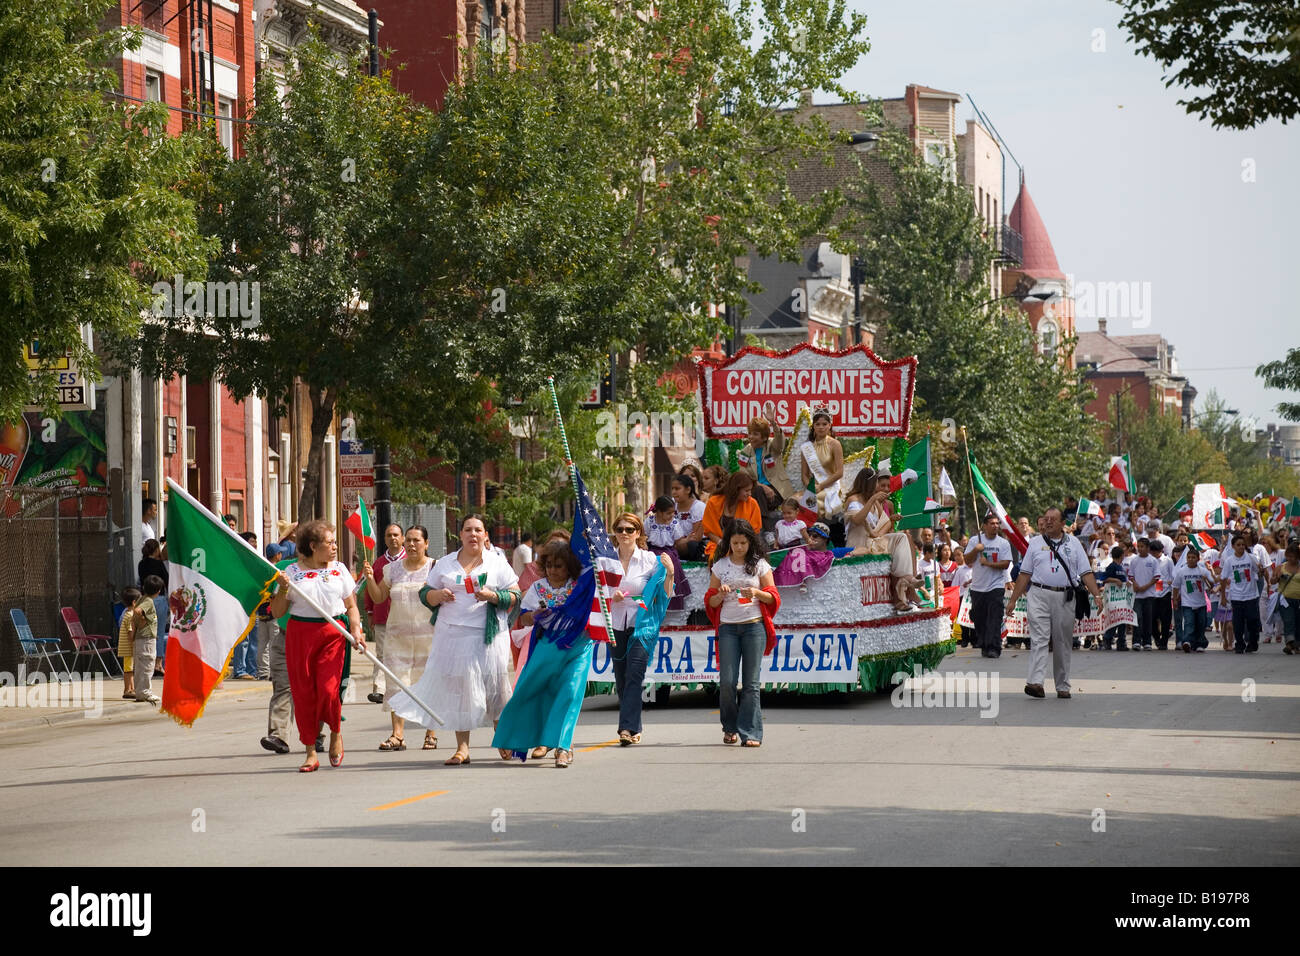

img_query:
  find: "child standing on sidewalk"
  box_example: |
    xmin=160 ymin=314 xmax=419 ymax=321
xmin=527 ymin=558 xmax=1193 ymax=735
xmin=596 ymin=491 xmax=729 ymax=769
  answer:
xmin=132 ymin=576 xmax=164 ymax=704
xmin=1096 ymin=546 xmax=1129 ymax=651
xmin=116 ymin=585 xmax=141 ymax=699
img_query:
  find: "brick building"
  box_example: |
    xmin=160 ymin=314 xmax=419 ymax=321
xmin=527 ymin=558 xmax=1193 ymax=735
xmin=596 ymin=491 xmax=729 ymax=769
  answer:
xmin=1076 ymin=319 xmax=1196 ymax=433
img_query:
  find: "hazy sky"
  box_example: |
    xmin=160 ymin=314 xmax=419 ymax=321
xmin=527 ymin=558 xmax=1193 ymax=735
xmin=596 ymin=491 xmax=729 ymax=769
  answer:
xmin=832 ymin=0 xmax=1298 ymax=429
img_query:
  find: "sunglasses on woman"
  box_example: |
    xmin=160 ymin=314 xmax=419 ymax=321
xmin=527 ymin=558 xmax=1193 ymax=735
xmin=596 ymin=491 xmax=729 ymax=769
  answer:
xmin=613 ymin=526 xmax=637 ymax=534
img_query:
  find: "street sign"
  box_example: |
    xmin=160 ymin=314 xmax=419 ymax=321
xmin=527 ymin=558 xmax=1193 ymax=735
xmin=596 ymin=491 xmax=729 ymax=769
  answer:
xmin=339 ymin=438 xmax=374 ymax=512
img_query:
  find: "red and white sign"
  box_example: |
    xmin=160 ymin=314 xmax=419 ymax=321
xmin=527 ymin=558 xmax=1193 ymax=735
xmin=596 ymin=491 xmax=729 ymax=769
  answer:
xmin=860 ymin=575 xmax=893 ymax=605
xmin=696 ymin=343 xmax=917 ymax=438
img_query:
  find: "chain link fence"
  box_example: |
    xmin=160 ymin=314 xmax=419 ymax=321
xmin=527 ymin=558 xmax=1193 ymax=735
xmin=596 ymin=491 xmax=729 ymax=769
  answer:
xmin=1 ymin=486 xmax=112 ymax=675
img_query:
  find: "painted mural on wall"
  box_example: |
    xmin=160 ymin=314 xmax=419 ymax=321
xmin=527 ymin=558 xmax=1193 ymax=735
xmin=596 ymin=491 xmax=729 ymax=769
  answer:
xmin=1 ymin=397 xmax=108 ymax=517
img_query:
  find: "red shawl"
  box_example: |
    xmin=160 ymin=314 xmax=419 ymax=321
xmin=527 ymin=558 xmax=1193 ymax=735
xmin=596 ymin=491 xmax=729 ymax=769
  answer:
xmin=703 ymin=585 xmax=782 ymax=655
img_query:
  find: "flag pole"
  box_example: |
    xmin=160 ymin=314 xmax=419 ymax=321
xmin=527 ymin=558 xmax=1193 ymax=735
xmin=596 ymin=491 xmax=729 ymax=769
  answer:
xmin=163 ymin=478 xmax=443 ymax=727
xmin=546 ymin=376 xmax=617 ymax=648
xmin=961 ymin=426 xmax=981 ymax=528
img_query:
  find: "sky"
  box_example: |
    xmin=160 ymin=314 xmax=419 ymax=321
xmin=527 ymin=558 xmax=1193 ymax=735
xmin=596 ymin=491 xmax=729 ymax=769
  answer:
xmin=828 ymin=0 xmax=1299 ymax=429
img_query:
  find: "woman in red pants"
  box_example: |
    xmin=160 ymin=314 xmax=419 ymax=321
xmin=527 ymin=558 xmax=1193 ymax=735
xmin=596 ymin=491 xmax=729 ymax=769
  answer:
xmin=268 ymin=519 xmax=366 ymax=772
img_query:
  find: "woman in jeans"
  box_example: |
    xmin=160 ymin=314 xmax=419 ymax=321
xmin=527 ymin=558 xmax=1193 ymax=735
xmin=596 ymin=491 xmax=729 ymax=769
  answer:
xmin=608 ymin=512 xmax=674 ymax=745
xmin=708 ymin=520 xmax=776 ymax=747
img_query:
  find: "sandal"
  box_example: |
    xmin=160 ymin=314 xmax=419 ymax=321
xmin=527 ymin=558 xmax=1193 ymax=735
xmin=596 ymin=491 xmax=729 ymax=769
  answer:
xmin=723 ymin=732 xmax=739 ymax=745
xmin=422 ymin=731 xmax=438 ymax=750
xmin=554 ymin=749 xmax=572 ymax=768
xmin=498 ymin=748 xmax=514 ymax=761
xmin=742 ymin=739 xmax=762 ymax=748
xmin=378 ymin=735 xmax=406 ymax=751
xmin=630 ymin=733 xmax=642 ymax=744
xmin=299 ymin=758 xmax=320 ymax=772
xmin=530 ymin=746 xmax=550 ymax=759
xmin=618 ymin=731 xmax=633 ymax=746
xmin=444 ymin=751 xmax=471 ymax=765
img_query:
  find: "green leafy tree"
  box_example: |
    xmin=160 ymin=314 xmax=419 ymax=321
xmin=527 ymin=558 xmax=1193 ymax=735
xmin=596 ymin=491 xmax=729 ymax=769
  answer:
xmin=0 ymin=0 xmax=211 ymax=421
xmin=1115 ymin=0 xmax=1300 ymax=129
xmin=1257 ymin=346 xmax=1300 ymax=422
xmin=107 ymin=35 xmax=435 ymax=519
xmin=1112 ymin=392 xmax=1227 ymax=507
xmin=843 ymin=128 xmax=1105 ymax=518
xmin=396 ymin=0 xmax=870 ymax=503
xmin=1194 ymin=390 xmax=1300 ymax=499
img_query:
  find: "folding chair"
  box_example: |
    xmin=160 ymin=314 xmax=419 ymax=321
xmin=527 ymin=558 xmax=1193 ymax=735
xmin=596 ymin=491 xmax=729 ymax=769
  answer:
xmin=9 ymin=608 xmax=72 ymax=679
xmin=60 ymin=607 xmax=122 ymax=678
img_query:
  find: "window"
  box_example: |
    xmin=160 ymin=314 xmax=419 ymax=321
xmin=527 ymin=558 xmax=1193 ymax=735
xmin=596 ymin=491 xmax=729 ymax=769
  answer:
xmin=217 ymin=97 xmax=234 ymax=158
xmin=1039 ymin=318 xmax=1059 ymax=355
xmin=479 ymin=0 xmax=495 ymax=44
xmin=145 ymin=70 xmax=163 ymax=103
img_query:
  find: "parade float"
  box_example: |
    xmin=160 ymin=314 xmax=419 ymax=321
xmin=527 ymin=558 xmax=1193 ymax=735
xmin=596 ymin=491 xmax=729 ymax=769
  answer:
xmin=586 ymin=343 xmax=955 ymax=696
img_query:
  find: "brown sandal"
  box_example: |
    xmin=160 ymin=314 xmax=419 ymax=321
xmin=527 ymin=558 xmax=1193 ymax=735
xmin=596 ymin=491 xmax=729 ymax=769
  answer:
xmin=422 ymin=731 xmax=437 ymax=750
xmin=378 ymin=735 xmax=405 ymax=751
xmin=742 ymin=739 xmax=761 ymax=748
xmin=723 ymin=732 xmax=739 ymax=745
xmin=444 ymin=751 xmax=470 ymax=765
xmin=530 ymin=746 xmax=550 ymax=759
xmin=498 ymin=748 xmax=514 ymax=761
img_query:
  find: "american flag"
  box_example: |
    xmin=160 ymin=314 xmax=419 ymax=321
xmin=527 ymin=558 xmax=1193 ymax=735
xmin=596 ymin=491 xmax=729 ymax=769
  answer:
xmin=571 ymin=468 xmax=622 ymax=643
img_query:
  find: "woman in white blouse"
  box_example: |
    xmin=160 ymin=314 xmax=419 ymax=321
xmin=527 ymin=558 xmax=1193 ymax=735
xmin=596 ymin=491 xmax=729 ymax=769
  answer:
xmin=268 ymin=520 xmax=366 ymax=773
xmin=608 ymin=512 xmax=674 ymax=745
xmin=363 ymin=524 xmax=436 ymax=752
xmin=388 ymin=514 xmax=520 ymax=766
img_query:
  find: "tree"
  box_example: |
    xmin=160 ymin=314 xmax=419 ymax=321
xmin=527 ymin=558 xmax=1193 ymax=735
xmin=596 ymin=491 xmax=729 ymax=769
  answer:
xmin=1257 ymin=346 xmax=1300 ymax=421
xmin=0 ymin=0 xmax=211 ymax=421
xmin=108 ymin=35 xmax=435 ymax=519
xmin=1194 ymin=390 xmax=1300 ymax=499
xmin=843 ymin=128 xmax=1105 ymax=518
xmin=1112 ymin=393 xmax=1227 ymax=508
xmin=1115 ymin=0 xmax=1300 ymax=129
xmin=387 ymin=0 xmax=871 ymax=505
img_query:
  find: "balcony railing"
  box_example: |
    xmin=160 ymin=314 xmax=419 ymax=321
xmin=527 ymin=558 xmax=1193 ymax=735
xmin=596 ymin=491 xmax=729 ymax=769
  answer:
xmin=996 ymin=219 xmax=1022 ymax=265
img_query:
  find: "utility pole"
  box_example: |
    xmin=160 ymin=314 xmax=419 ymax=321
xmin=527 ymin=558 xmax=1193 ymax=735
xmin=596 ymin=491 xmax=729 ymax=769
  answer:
xmin=367 ymin=8 xmax=392 ymax=538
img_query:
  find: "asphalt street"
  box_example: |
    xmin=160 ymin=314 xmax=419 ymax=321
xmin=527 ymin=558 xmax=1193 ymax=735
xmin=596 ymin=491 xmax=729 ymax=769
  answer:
xmin=1 ymin=642 xmax=1297 ymax=866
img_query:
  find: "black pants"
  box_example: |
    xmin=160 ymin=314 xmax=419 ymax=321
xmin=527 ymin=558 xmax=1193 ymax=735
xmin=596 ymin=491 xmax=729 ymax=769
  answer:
xmin=1134 ymin=596 xmax=1154 ymax=647
xmin=1153 ymin=594 xmax=1173 ymax=648
xmin=970 ymin=589 xmax=1004 ymax=655
xmin=610 ymin=627 xmax=648 ymax=734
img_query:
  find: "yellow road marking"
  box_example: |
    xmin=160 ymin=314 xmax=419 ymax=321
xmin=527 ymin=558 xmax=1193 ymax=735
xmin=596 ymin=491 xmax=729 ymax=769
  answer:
xmin=368 ymin=789 xmax=449 ymax=811
xmin=577 ymin=739 xmax=622 ymax=752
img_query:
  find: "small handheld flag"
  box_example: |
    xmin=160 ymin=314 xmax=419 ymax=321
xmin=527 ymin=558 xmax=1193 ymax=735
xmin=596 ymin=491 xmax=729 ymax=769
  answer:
xmin=1078 ymin=497 xmax=1103 ymax=518
xmin=344 ymin=499 xmax=375 ymax=555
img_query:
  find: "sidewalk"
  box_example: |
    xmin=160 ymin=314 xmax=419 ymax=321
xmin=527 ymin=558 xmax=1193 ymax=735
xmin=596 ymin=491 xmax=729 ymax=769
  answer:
xmin=0 ymin=656 xmax=379 ymax=732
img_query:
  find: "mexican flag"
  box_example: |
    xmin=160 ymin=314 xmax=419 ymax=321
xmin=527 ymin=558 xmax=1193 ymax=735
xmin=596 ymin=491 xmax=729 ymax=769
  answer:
xmin=1078 ymin=497 xmax=1103 ymax=517
xmin=895 ymin=437 xmax=934 ymax=530
xmin=344 ymin=498 xmax=375 ymax=554
xmin=967 ymin=451 xmax=1029 ymax=555
xmin=1189 ymin=531 xmax=1217 ymax=552
xmin=162 ymin=479 xmax=280 ymax=726
xmin=1162 ymin=495 xmax=1189 ymax=524
xmin=1108 ymin=454 xmax=1135 ymax=494
xmin=1291 ymin=496 xmax=1300 ymax=526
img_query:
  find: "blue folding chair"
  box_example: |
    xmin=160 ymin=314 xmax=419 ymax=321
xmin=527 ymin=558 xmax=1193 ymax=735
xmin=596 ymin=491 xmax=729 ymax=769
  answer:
xmin=9 ymin=608 xmax=72 ymax=679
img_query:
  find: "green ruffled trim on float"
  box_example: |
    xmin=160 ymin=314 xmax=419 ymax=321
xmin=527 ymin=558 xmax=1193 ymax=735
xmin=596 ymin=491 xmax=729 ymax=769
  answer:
xmin=584 ymin=638 xmax=956 ymax=698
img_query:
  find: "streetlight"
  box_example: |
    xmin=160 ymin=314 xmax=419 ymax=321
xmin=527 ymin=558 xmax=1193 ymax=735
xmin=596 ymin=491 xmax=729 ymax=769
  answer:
xmin=845 ymin=130 xmax=878 ymax=346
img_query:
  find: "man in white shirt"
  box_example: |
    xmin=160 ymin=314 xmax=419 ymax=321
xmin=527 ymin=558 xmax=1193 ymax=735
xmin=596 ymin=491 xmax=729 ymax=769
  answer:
xmin=1128 ymin=538 xmax=1158 ymax=650
xmin=1147 ymin=520 xmax=1175 ymax=558
xmin=964 ymin=513 xmax=1012 ymax=659
xmin=1005 ymin=507 xmax=1100 ymax=698
xmin=512 ymin=531 xmax=534 ymax=579
xmin=141 ymin=497 xmax=158 ymax=543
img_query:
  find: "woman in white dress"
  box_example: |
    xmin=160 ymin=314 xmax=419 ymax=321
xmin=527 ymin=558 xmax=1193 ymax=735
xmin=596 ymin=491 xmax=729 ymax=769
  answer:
xmin=363 ymin=524 xmax=436 ymax=752
xmin=388 ymin=514 xmax=520 ymax=766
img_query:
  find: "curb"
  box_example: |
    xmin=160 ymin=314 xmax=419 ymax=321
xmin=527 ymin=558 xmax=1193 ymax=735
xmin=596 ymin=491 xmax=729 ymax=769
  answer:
xmin=0 ymin=680 xmax=274 ymax=733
